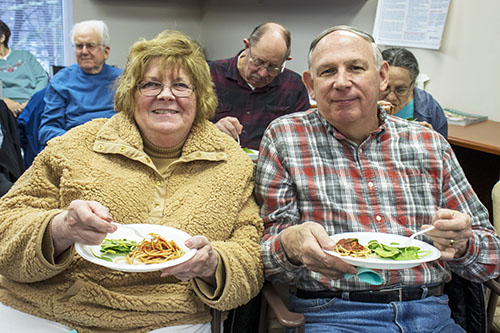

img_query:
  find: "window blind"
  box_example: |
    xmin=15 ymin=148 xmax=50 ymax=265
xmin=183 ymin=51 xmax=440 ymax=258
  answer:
xmin=0 ymin=1 xmax=66 ymax=73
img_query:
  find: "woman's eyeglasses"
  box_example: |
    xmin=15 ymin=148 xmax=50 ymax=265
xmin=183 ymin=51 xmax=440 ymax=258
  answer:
xmin=382 ymin=85 xmax=412 ymax=98
xmin=137 ymin=81 xmax=194 ymax=98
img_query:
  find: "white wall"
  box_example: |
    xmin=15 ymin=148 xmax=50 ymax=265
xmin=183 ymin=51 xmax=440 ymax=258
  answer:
xmin=200 ymin=0 xmax=377 ymax=74
xmin=72 ymin=0 xmax=500 ymax=122
xmin=405 ymin=0 xmax=500 ymax=121
xmin=72 ymin=0 xmax=203 ymax=68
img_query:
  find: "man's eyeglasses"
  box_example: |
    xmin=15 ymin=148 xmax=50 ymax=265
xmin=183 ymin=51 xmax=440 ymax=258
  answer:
xmin=382 ymin=85 xmax=412 ymax=98
xmin=247 ymin=49 xmax=285 ymax=75
xmin=137 ymin=81 xmax=194 ymax=98
xmin=73 ymin=43 xmax=104 ymax=51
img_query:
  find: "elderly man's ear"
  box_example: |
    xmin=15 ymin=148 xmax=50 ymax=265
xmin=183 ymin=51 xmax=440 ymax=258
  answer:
xmin=378 ymin=61 xmax=390 ymax=93
xmin=243 ymin=38 xmax=250 ymax=49
xmin=302 ymin=71 xmax=315 ymax=101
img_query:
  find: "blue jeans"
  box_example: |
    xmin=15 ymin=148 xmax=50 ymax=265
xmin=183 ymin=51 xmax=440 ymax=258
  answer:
xmin=288 ymin=294 xmax=465 ymax=333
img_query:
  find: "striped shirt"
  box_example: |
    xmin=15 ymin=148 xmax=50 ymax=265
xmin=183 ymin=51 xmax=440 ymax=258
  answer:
xmin=255 ymin=108 xmax=500 ymax=291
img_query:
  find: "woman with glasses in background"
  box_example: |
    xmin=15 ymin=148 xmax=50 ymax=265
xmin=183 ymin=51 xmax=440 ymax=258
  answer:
xmin=0 ymin=19 xmax=48 ymax=118
xmin=0 ymin=30 xmax=263 ymax=332
xmin=380 ymin=47 xmax=448 ymax=138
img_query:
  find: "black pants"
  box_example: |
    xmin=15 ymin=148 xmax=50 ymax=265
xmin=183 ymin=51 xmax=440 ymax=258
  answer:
xmin=0 ymin=101 xmax=25 ymax=196
xmin=224 ymin=293 xmax=261 ymax=333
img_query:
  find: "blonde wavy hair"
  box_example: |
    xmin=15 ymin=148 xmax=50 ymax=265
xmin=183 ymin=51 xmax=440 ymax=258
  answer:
xmin=114 ymin=30 xmax=217 ymax=122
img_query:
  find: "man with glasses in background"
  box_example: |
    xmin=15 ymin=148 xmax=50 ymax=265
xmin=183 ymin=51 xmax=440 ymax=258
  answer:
xmin=379 ymin=47 xmax=447 ymax=138
xmin=209 ymin=22 xmax=310 ymax=150
xmin=38 ymin=19 xmax=123 ymax=147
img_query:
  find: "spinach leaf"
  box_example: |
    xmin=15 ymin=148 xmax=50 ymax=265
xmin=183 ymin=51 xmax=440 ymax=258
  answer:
xmin=367 ymin=240 xmax=430 ymax=261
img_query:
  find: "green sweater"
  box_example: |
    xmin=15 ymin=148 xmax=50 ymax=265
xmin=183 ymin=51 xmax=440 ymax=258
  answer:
xmin=0 ymin=112 xmax=263 ymax=332
xmin=0 ymin=49 xmax=48 ymax=102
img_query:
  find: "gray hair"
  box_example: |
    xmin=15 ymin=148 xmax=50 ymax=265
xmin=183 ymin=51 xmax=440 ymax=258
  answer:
xmin=248 ymin=22 xmax=291 ymax=60
xmin=71 ymin=20 xmax=110 ymax=47
xmin=308 ymin=25 xmax=383 ymax=70
xmin=382 ymin=47 xmax=419 ymax=84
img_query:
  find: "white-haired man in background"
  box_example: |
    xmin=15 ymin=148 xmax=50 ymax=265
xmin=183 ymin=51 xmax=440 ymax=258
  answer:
xmin=39 ymin=19 xmax=123 ymax=147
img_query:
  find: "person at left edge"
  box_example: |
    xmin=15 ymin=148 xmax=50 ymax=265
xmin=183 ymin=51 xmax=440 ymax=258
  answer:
xmin=0 ymin=19 xmax=49 ymax=118
xmin=38 ymin=19 xmax=123 ymax=147
xmin=209 ymin=22 xmax=310 ymax=150
xmin=0 ymin=30 xmax=263 ymax=332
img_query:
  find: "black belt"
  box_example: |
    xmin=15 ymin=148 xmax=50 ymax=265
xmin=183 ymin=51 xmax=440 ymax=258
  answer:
xmin=294 ymin=284 xmax=444 ymax=303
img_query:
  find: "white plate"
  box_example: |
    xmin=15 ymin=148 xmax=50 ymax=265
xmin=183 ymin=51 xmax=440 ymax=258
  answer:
xmin=243 ymin=148 xmax=259 ymax=161
xmin=323 ymin=232 xmax=441 ymax=269
xmin=75 ymin=224 xmax=197 ymax=272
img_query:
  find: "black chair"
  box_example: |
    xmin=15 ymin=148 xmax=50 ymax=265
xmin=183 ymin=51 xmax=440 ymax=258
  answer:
xmin=50 ymin=65 xmax=65 ymax=77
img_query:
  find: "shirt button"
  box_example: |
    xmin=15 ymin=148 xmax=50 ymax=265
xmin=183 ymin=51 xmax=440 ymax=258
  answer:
xmin=368 ymin=182 xmax=374 ymax=188
xmin=155 ymin=180 xmax=162 ymax=186
xmin=145 ymin=157 xmax=151 ymax=163
xmin=376 ymin=215 xmax=382 ymax=221
xmin=153 ymin=203 xmax=160 ymax=209
xmin=246 ymin=112 xmax=250 ymax=115
xmin=97 ymin=144 xmax=104 ymax=150
xmin=119 ymin=146 xmax=126 ymax=152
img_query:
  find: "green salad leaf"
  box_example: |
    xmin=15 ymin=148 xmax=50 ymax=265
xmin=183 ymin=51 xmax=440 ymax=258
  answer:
xmin=242 ymin=147 xmax=254 ymax=154
xmin=367 ymin=240 xmax=431 ymax=261
xmin=91 ymin=238 xmax=137 ymax=262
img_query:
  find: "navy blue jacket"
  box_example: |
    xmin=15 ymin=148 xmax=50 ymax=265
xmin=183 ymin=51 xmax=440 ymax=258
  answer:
xmin=413 ymin=87 xmax=448 ymax=138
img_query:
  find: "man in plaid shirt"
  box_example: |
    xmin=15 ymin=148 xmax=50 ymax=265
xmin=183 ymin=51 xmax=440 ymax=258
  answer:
xmin=209 ymin=23 xmax=310 ymax=150
xmin=255 ymin=26 xmax=500 ymax=332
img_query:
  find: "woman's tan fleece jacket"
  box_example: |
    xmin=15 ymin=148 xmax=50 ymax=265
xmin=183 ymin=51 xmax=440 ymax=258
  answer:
xmin=0 ymin=112 xmax=263 ymax=332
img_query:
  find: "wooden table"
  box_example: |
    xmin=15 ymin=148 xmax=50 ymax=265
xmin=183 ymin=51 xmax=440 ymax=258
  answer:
xmin=448 ymin=120 xmax=500 ymax=155
xmin=448 ymin=120 xmax=500 ymax=219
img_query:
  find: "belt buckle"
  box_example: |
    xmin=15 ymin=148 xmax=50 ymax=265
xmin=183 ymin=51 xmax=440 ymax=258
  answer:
xmin=378 ymin=286 xmax=403 ymax=301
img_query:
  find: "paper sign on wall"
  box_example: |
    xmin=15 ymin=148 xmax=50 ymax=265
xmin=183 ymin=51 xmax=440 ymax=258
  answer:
xmin=373 ymin=0 xmax=450 ymax=50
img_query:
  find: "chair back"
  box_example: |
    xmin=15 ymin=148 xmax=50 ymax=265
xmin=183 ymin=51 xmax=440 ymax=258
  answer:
xmin=50 ymin=65 xmax=66 ymax=77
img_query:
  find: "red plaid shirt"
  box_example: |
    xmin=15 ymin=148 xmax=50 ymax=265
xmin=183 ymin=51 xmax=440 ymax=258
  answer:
xmin=209 ymin=51 xmax=310 ymax=150
xmin=255 ymin=108 xmax=500 ymax=291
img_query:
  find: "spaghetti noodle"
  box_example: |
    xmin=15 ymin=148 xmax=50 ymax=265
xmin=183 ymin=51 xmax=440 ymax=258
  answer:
xmin=334 ymin=238 xmax=372 ymax=258
xmin=126 ymin=233 xmax=185 ymax=265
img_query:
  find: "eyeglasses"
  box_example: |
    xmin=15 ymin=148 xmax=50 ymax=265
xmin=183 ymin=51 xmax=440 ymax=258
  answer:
xmin=247 ymin=49 xmax=285 ymax=75
xmin=382 ymin=85 xmax=412 ymax=98
xmin=137 ymin=81 xmax=194 ymax=98
xmin=73 ymin=43 xmax=104 ymax=52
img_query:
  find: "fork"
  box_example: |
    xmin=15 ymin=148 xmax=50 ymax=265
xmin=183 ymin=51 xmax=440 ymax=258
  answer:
xmin=393 ymin=226 xmax=436 ymax=248
xmin=110 ymin=222 xmax=149 ymax=239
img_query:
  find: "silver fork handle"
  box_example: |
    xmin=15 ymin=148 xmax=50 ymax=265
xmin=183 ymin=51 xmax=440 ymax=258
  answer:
xmin=110 ymin=222 xmax=148 ymax=239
